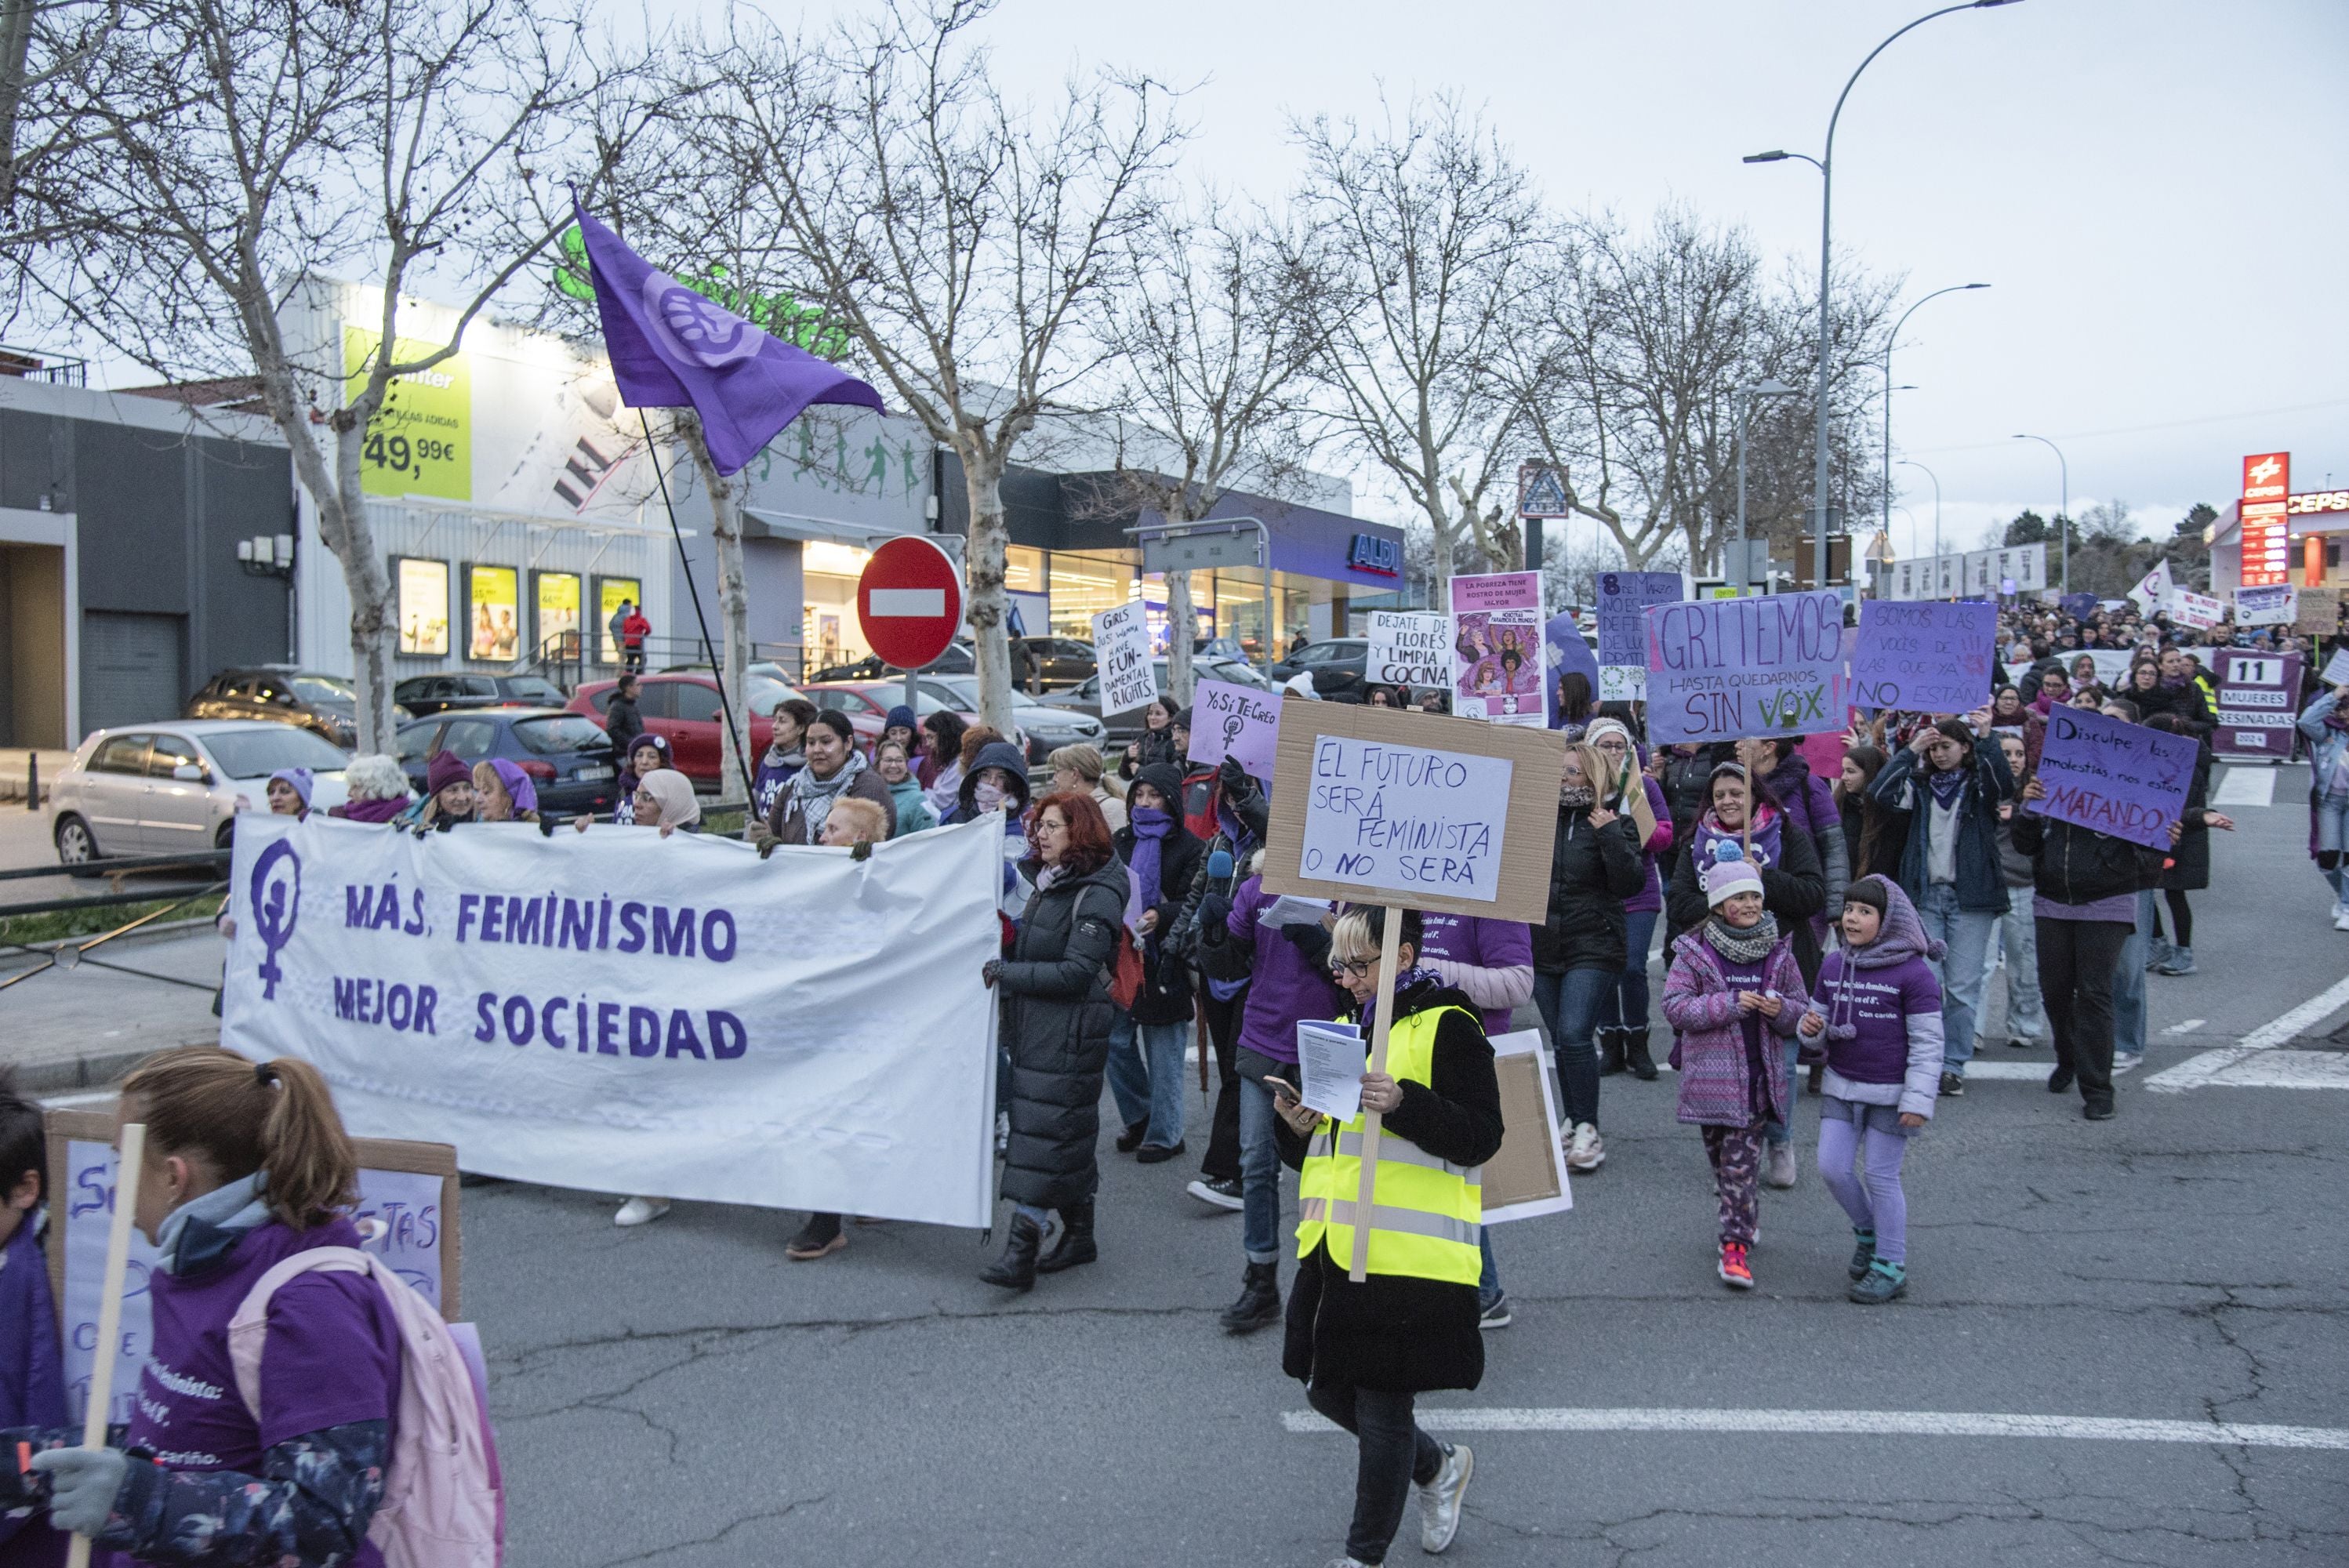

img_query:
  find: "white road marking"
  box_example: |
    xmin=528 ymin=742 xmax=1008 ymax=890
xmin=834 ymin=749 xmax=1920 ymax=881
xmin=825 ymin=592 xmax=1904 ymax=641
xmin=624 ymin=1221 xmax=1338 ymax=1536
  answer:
xmin=2147 ymin=971 xmax=2349 ymax=1093
xmin=1951 ymin=1062 xmax=2050 ymax=1081
xmin=2184 ymin=1050 xmax=2349 ymax=1090
xmin=2162 ymin=1018 xmax=2207 ymax=1035
xmin=1280 ymin=1406 xmax=2349 ymax=1450
xmin=2210 ymin=768 xmax=2277 ymax=808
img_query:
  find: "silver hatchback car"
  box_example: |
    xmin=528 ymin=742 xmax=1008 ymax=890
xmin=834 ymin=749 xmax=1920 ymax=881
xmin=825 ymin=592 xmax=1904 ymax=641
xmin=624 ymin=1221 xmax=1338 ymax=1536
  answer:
xmin=51 ymin=720 xmax=351 ymax=862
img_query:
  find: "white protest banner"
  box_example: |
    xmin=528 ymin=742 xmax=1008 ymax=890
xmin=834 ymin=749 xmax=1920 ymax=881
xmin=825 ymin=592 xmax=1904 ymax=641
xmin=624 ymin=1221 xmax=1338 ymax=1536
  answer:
xmin=1850 ymin=601 xmax=1999 ymax=713
xmin=2167 ymin=588 xmax=2225 ymax=630
xmin=1187 ymin=677 xmax=1280 ymax=778
xmin=1449 ymin=571 xmax=1545 ymax=727
xmin=1595 ymin=572 xmax=1683 ymax=699
xmin=2128 ymin=560 xmax=2173 ymax=614
xmin=2235 ymin=584 xmax=2297 ymax=627
xmin=1642 ymin=590 xmax=1845 ymax=745
xmin=45 ymin=1110 xmax=456 ymax=1426
xmin=1366 ymin=611 xmax=1449 ymax=688
xmin=2086 ymin=649 xmax=2137 ymax=689
xmin=1092 ymin=600 xmax=1156 ymax=715
xmin=219 ymin=812 xmax=1003 ymax=1227
xmin=2322 ymin=647 xmax=2349 ymax=688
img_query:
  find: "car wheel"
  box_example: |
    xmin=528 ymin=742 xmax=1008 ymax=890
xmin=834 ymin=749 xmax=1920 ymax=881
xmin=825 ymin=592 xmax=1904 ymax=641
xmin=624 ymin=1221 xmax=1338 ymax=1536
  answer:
xmin=53 ymin=813 xmax=100 ymax=864
xmin=215 ymin=820 xmax=236 ymax=851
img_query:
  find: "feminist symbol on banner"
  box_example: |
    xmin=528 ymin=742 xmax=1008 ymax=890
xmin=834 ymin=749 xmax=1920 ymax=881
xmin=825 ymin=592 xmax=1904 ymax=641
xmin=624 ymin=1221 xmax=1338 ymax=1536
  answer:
xmin=249 ymin=839 xmax=302 ymax=1000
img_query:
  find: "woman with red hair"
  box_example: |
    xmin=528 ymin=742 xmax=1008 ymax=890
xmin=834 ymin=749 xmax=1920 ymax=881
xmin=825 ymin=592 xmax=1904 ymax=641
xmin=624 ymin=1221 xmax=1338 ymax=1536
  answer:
xmin=979 ymin=790 xmax=1130 ymax=1290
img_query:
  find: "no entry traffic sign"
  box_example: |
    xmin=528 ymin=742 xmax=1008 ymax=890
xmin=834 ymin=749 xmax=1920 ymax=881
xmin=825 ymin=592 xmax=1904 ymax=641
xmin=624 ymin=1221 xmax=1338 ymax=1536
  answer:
xmin=856 ymin=535 xmax=964 ymax=670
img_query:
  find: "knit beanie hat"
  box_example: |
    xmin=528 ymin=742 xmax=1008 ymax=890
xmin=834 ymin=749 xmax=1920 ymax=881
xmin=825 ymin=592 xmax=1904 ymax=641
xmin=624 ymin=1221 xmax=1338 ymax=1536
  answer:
xmin=426 ymin=750 xmax=472 ymax=797
xmin=1699 ymin=840 xmax=1766 ymax=909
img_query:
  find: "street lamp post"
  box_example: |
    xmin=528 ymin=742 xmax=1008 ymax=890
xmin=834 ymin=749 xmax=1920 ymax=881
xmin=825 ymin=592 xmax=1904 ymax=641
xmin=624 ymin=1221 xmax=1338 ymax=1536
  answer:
xmin=1882 ymin=284 xmax=1990 ymax=540
xmin=2013 ymin=433 xmax=2070 ymax=594
xmin=1734 ymin=379 xmax=1799 ymax=591
xmin=1745 ymin=2 xmax=2022 ymax=597
xmin=1899 ymin=458 xmax=1941 ymax=565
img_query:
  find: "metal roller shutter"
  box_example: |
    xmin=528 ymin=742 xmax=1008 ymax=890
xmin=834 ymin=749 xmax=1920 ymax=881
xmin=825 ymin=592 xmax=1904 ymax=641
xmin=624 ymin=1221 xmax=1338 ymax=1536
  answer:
xmin=82 ymin=611 xmax=185 ymax=735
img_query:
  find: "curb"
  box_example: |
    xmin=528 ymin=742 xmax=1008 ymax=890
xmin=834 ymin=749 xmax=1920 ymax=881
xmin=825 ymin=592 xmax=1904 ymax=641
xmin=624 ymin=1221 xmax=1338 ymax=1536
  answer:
xmin=17 ymin=1042 xmax=202 ymax=1096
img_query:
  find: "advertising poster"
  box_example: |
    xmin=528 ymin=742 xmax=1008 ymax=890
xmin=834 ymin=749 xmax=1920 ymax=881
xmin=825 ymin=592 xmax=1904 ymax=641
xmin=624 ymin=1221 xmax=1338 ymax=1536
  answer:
xmin=597 ymin=576 xmax=644 ymax=664
xmin=395 ymin=557 xmax=450 ymax=656
xmin=536 ymin=570 xmax=583 ymax=660
xmin=2211 ymin=649 xmax=2302 ymax=760
xmin=1449 ymin=571 xmax=1545 ymax=727
xmin=467 ymin=564 xmax=521 ymax=661
xmin=343 ymin=325 xmax=472 ymax=502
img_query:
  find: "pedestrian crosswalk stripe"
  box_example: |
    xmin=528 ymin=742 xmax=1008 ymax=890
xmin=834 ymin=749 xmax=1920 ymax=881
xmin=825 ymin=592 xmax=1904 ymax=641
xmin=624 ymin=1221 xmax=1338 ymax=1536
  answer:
xmin=2148 ymin=971 xmax=2349 ymax=1093
xmin=1280 ymin=1406 xmax=2349 ymax=1449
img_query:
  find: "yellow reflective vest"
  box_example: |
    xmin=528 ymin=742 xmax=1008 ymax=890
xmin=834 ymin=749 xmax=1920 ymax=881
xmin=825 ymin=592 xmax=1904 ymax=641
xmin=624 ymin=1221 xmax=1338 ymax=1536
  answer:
xmin=1294 ymin=1003 xmax=1483 ymax=1284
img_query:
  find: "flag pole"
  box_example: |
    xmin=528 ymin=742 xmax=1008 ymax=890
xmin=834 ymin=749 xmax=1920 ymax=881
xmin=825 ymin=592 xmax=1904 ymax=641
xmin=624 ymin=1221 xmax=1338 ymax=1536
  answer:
xmin=637 ymin=411 xmax=755 ymax=811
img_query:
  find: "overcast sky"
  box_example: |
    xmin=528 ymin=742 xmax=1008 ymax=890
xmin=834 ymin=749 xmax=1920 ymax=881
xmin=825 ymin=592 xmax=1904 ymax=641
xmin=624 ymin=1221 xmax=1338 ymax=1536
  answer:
xmin=941 ymin=0 xmax=2348 ymax=561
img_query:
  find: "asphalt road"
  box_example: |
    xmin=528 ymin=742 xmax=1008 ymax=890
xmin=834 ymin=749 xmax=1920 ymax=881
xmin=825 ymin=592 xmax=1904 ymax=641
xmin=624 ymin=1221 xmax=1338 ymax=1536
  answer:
xmin=446 ymin=759 xmax=2348 ymax=1568
xmin=20 ymin=762 xmax=2346 ymax=1564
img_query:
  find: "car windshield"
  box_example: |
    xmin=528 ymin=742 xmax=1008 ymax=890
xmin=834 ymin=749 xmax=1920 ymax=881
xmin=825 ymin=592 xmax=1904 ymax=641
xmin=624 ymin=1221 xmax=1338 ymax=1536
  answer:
xmin=291 ymin=675 xmax=357 ymax=706
xmin=514 ymin=716 xmax=612 ymax=755
xmin=506 ymin=677 xmax=565 ymax=704
xmin=202 ymin=727 xmax=350 ymax=778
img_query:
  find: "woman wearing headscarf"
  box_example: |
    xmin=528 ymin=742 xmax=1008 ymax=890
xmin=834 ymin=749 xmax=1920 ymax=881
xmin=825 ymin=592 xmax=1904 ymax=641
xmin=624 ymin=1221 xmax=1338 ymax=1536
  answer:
xmin=329 ymin=754 xmax=412 ymax=823
xmin=768 ymin=711 xmax=895 ymax=847
xmin=1105 ymin=763 xmax=1203 ymax=1161
xmin=470 ymin=758 xmax=546 ymax=829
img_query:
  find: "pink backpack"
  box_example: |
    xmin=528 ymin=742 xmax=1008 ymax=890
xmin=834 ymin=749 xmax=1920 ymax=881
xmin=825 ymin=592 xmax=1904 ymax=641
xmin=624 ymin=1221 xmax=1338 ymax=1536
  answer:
xmin=229 ymin=1247 xmax=505 ymax=1568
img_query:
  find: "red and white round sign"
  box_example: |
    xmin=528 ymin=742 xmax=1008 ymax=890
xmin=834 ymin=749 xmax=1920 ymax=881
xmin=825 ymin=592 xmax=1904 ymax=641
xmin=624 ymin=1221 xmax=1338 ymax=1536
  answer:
xmin=855 ymin=535 xmax=964 ymax=671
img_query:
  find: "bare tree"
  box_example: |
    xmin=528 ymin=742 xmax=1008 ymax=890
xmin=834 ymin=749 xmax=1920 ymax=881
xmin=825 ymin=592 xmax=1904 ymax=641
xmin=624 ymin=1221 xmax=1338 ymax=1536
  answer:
xmin=34 ymin=0 xmax=644 ymax=748
xmin=1088 ymin=193 xmax=1331 ymax=702
xmin=1294 ymin=94 xmax=1544 ymax=600
xmin=703 ymin=0 xmax=1182 ymax=734
xmin=0 ymin=0 xmax=120 ymax=247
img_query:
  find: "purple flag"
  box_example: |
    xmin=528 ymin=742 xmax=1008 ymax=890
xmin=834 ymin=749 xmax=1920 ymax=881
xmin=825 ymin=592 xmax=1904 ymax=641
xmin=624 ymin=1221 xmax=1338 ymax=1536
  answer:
xmin=574 ymin=202 xmax=883 ymax=474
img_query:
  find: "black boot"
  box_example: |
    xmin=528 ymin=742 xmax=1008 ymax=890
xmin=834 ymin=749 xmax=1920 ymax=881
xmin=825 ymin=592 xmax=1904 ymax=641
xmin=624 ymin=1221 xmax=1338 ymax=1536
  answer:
xmin=1037 ymin=1199 xmax=1098 ymax=1274
xmin=1598 ymin=1026 xmax=1628 ymax=1076
xmin=1218 ymin=1260 xmax=1283 ymax=1334
xmin=1624 ymin=1027 xmax=1658 ymax=1082
xmin=978 ymin=1211 xmax=1044 ymax=1291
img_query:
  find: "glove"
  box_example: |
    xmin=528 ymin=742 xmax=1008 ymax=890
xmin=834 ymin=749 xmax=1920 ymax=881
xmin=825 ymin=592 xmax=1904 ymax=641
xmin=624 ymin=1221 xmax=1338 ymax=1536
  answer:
xmin=1281 ymin=920 xmax=1333 ymax=968
xmin=982 ymin=958 xmax=1003 ymax=988
xmin=1195 ymin=894 xmax=1232 ymax=945
xmin=31 ymin=1446 xmax=127 ymax=1537
xmin=1217 ymin=757 xmax=1251 ymax=793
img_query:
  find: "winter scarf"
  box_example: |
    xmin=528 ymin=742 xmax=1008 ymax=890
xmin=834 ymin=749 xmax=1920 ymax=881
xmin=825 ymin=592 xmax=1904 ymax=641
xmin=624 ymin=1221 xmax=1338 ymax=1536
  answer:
xmin=1349 ymin=967 xmax=1447 ymax=1034
xmin=1925 ymin=765 xmax=1968 ymax=810
xmin=1124 ymin=805 xmax=1173 ymax=932
xmin=1692 ymin=800 xmax=1784 ymax=872
xmin=783 ymin=750 xmax=869 ymax=843
xmin=1818 ymin=877 xmax=1945 ymax=1041
xmin=1702 ymin=911 xmax=1781 ymax=966
xmin=154 ymin=1171 xmax=270 ymax=1277
xmin=1559 ymin=784 xmax=1596 ymax=811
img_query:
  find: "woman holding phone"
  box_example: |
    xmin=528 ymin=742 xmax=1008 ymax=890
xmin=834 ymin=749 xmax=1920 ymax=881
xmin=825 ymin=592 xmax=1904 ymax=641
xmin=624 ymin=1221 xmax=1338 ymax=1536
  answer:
xmin=1267 ymin=906 xmax=1504 ymax=1567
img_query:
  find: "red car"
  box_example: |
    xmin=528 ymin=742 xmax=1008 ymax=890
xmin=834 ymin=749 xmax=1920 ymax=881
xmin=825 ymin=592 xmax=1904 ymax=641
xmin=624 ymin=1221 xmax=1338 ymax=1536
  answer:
xmin=569 ymin=672 xmax=873 ymax=786
xmin=800 ymin=682 xmax=979 ymax=739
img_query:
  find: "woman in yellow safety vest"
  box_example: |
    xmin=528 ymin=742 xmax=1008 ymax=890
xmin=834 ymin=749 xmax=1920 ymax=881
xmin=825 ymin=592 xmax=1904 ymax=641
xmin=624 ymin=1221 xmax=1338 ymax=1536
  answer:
xmin=1269 ymin=906 xmax=1505 ymax=1568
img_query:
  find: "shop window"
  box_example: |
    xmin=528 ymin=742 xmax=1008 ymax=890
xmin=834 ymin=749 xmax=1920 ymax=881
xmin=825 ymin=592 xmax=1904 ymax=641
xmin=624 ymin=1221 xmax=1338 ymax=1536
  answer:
xmin=1047 ymin=550 xmax=1135 ymax=640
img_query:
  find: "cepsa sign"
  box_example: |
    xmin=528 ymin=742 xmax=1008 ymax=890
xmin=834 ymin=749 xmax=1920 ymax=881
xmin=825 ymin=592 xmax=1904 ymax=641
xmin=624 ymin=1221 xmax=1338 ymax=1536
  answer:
xmin=2243 ymin=452 xmax=2290 ymax=503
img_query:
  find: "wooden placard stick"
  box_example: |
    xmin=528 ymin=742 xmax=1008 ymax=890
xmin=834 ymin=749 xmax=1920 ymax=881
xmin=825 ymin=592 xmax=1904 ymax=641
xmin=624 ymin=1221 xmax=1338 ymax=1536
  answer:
xmin=66 ymin=1121 xmax=145 ymax=1568
xmin=1347 ymin=906 xmax=1404 ymax=1285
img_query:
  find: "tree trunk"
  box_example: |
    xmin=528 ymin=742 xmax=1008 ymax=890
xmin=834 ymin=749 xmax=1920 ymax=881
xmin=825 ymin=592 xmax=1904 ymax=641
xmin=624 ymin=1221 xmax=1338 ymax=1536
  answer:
xmin=308 ymin=416 xmax=398 ymax=753
xmin=959 ymin=442 xmax=1017 ymax=736
xmin=1165 ymin=568 xmax=1196 ymax=705
xmin=681 ymin=417 xmax=752 ymax=807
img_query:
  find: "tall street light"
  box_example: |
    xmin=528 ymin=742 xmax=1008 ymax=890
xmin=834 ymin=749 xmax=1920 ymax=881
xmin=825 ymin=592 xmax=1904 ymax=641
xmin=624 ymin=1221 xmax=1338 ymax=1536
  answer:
xmin=2013 ymin=433 xmax=2070 ymax=594
xmin=1735 ymin=379 xmax=1800 ymax=591
xmin=1882 ymin=284 xmax=1990 ymax=542
xmin=1745 ymin=1 xmax=2023 ymax=597
xmin=1899 ymin=458 xmax=1941 ymax=564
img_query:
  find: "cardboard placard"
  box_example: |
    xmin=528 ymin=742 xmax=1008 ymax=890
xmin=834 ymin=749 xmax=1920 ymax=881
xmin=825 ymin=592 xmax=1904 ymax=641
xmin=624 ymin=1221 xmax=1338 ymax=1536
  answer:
xmin=1091 ymin=601 xmax=1156 ymax=715
xmin=2025 ymin=705 xmax=2198 ymax=850
xmin=45 ymin=1108 xmax=461 ymax=1426
xmin=1481 ymin=1030 xmax=1572 ymax=1223
xmin=2322 ymin=647 xmax=2349 ymax=688
xmin=1850 ymin=601 xmax=1999 ymax=713
xmin=2293 ymin=587 xmax=2340 ymax=635
xmin=1261 ymin=701 xmax=1562 ymax=925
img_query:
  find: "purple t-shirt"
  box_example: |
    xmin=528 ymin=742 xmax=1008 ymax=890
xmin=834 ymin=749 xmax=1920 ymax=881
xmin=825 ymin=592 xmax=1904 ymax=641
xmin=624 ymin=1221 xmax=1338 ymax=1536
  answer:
xmin=108 ymin=1217 xmax=401 ymax=1568
xmin=1414 ymin=913 xmax=1534 ymax=1035
xmin=1226 ymin=878 xmax=1348 ymax=1065
xmin=2034 ymin=891 xmax=2138 ymax=924
xmin=1812 ymin=949 xmax=1942 ymax=1084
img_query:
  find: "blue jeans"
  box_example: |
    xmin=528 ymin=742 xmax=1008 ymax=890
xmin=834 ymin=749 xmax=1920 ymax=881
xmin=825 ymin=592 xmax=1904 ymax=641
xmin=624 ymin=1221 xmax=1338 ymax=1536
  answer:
xmin=1104 ymin=1011 xmax=1189 ymax=1148
xmin=2111 ymin=890 xmax=2153 ymax=1057
xmin=1986 ymin=904 xmax=2049 ymax=1044
xmin=1602 ymin=909 xmax=1660 ymax=1031
xmin=1237 ymin=1051 xmax=1285 ymax=1265
xmin=1531 ymin=967 xmax=1614 ymax=1128
xmin=1915 ymin=884 xmax=1995 ymax=1074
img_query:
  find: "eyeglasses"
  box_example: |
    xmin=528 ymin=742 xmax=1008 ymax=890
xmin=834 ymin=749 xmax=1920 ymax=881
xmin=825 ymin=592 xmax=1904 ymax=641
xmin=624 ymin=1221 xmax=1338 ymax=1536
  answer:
xmin=1593 ymin=737 xmax=1628 ymax=752
xmin=1328 ymin=957 xmax=1374 ymax=979
xmin=1032 ymin=818 xmax=1068 ymax=836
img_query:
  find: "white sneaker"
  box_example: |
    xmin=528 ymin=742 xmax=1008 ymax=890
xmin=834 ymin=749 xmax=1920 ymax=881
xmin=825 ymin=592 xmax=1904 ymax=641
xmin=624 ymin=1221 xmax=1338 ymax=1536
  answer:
xmin=2111 ymin=1051 xmax=2144 ymax=1076
xmin=1762 ymin=1141 xmax=1798 ymax=1189
xmin=614 ymin=1196 xmax=671 ymax=1228
xmin=995 ymin=1111 xmax=1011 ymax=1154
xmin=2334 ymin=906 xmax=2349 ymax=933
xmin=1564 ymin=1122 xmax=1606 ymax=1172
xmin=1417 ymin=1441 xmax=1475 ymax=1554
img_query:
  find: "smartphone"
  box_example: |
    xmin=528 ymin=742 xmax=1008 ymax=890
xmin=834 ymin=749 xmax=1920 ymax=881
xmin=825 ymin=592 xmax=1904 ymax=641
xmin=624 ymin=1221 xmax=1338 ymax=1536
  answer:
xmin=1262 ymin=1075 xmax=1301 ymax=1102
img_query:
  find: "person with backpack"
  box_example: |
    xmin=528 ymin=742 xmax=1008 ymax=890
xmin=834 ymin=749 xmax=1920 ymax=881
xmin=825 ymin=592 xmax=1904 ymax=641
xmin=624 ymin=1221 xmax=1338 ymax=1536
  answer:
xmin=0 ymin=1071 xmax=66 ymax=1568
xmin=5 ymin=1046 xmax=496 ymax=1568
xmin=1105 ymin=764 xmax=1204 ymax=1163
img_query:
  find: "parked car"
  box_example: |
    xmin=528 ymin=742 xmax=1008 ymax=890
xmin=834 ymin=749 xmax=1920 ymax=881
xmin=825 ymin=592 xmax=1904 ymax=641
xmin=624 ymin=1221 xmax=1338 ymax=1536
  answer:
xmin=392 ymin=672 xmax=570 ymax=717
xmin=393 ymin=708 xmax=618 ymax=817
xmin=806 ymin=638 xmax=978 ymax=684
xmin=186 ymin=666 xmax=365 ymax=747
xmin=1033 ymin=656 xmax=1270 ymax=753
xmin=1268 ymin=638 xmax=1372 ymax=701
xmin=51 ymin=720 xmax=351 ymax=860
xmin=568 ymin=671 xmax=821 ymax=787
xmin=803 ymin=681 xmax=975 ymax=728
xmin=913 ymin=674 xmax=1109 ymax=764
xmin=1015 ymin=637 xmax=1096 ymax=691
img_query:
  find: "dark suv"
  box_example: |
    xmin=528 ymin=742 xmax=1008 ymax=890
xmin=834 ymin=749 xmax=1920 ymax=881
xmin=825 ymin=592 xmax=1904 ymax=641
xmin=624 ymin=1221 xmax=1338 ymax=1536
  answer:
xmin=187 ymin=666 xmax=361 ymax=747
xmin=393 ymin=672 xmax=570 ymax=717
xmin=1268 ymin=639 xmax=1371 ymax=701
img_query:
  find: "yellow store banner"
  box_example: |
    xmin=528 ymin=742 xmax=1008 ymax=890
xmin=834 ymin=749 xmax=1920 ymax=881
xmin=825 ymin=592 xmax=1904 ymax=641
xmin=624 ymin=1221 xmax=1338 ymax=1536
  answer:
xmin=343 ymin=325 xmax=472 ymax=501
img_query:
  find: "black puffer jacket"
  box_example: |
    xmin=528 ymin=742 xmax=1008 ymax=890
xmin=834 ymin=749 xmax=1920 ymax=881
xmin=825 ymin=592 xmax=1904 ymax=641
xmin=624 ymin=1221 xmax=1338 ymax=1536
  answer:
xmin=1113 ymin=764 xmax=1205 ymax=1026
xmin=1275 ymin=978 xmax=1502 ymax=1396
xmin=1165 ymin=760 xmax=1270 ymax=966
xmin=2127 ymin=678 xmax=2214 ymax=737
xmin=2008 ymin=811 xmax=2167 ymax=905
xmin=1658 ymin=745 xmax=1730 ymax=883
xmin=996 ymin=854 xmax=1131 ymax=1210
xmin=1531 ymin=804 xmax=1643 ymax=973
xmin=2160 ymin=741 xmax=2214 ymax=891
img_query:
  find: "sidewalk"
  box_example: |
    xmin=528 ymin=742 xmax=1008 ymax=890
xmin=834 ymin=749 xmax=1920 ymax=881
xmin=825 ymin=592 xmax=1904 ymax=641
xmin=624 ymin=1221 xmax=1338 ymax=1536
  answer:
xmin=2 ymin=929 xmax=227 ymax=1091
xmin=0 ymin=750 xmax=73 ymax=804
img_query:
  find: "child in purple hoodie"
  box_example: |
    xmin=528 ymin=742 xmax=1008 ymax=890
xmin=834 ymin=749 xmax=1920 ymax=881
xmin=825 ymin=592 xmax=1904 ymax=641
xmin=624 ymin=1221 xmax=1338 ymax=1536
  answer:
xmin=1799 ymin=875 xmax=1945 ymax=1305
